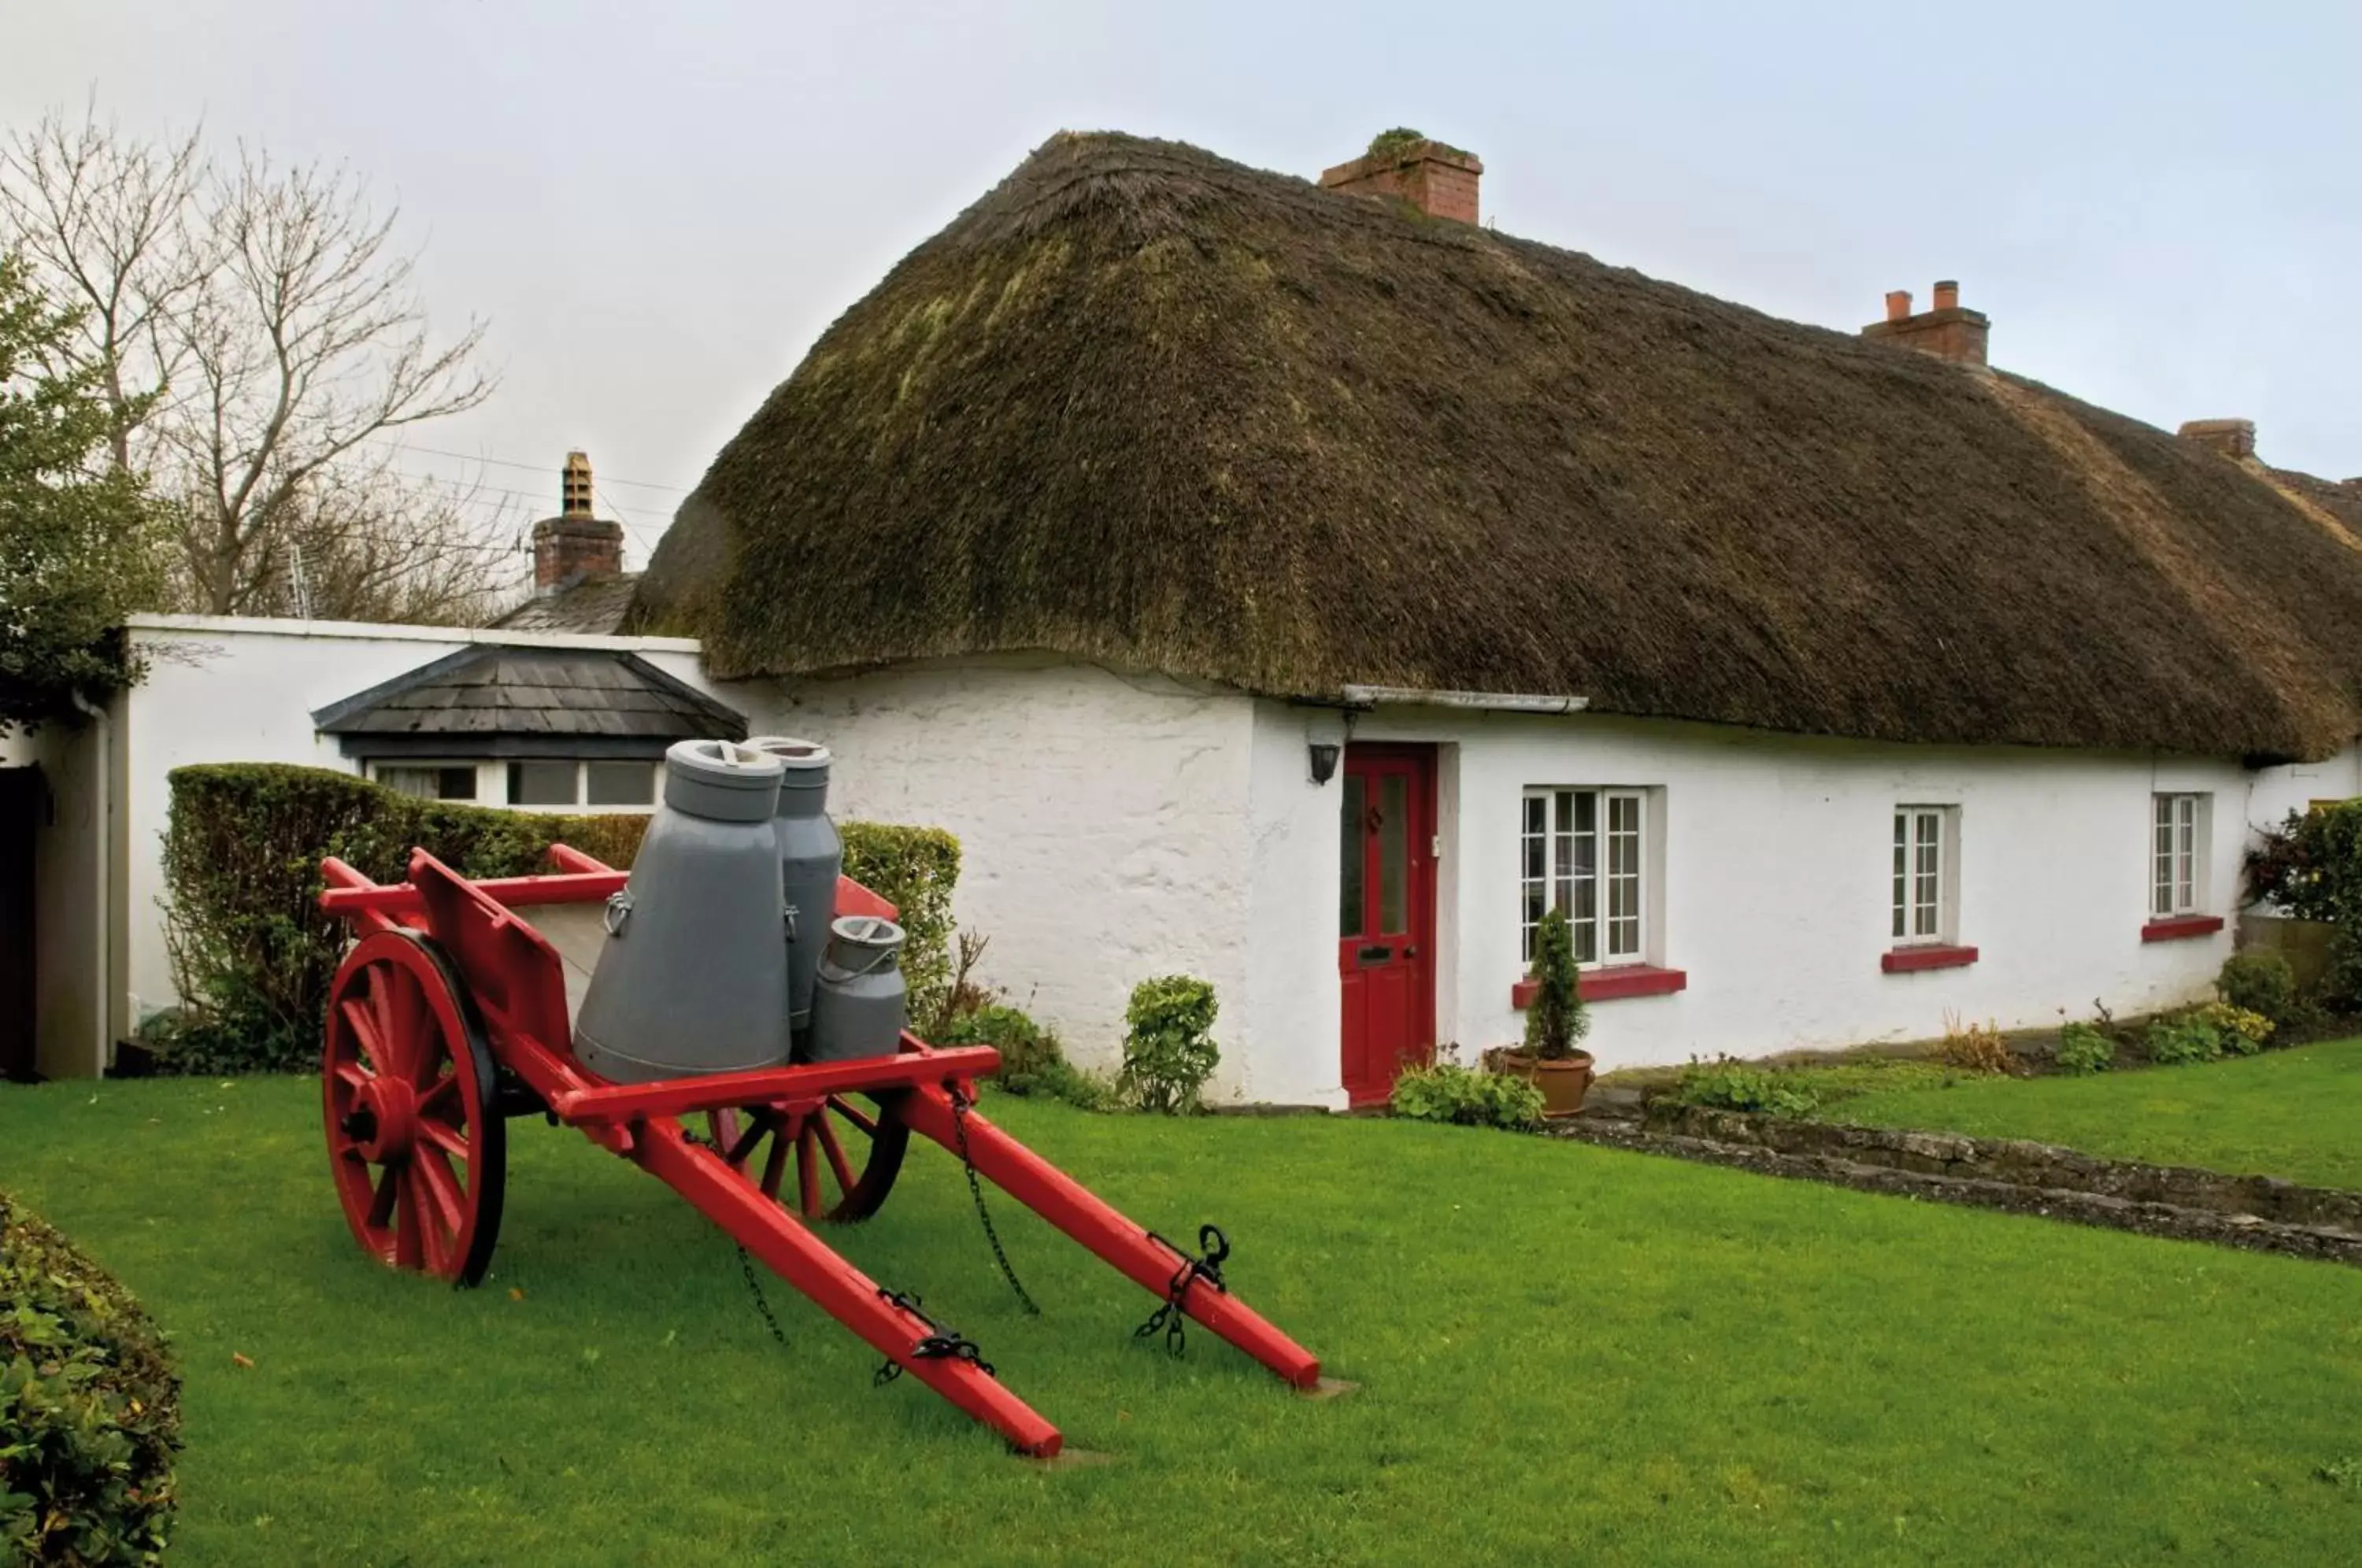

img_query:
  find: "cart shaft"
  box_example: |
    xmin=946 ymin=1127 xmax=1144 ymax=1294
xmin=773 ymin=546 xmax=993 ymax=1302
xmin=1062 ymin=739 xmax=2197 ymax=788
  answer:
xmin=898 ymin=1084 xmax=1322 ymax=1389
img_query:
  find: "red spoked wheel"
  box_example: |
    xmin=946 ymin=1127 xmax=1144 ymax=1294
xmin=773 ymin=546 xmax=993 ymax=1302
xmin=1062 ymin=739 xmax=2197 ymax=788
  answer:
xmin=707 ymin=1093 xmax=909 ymax=1222
xmin=323 ymin=929 xmax=507 ymax=1286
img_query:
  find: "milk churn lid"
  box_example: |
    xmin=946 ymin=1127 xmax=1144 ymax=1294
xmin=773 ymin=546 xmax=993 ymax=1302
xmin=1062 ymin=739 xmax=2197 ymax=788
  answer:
xmin=829 ymin=915 xmax=905 ymax=950
xmin=663 ymin=738 xmax=784 ymax=823
xmin=745 ymin=735 xmax=832 ymax=771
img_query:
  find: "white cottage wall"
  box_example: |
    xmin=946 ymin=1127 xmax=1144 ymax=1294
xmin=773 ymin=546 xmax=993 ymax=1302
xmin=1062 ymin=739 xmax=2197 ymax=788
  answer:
xmin=110 ymin=616 xmax=712 ymax=1034
xmin=1247 ymin=701 xmax=2362 ymax=1085
xmin=720 ymin=657 xmax=1261 ymax=1095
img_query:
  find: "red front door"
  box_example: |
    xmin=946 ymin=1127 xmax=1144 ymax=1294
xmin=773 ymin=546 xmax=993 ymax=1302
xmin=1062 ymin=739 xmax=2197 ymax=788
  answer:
xmin=1338 ymin=745 xmax=1437 ymax=1106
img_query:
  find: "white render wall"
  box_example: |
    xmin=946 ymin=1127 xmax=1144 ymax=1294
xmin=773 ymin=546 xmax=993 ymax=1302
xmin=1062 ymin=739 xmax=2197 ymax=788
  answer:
xmin=109 ymin=616 xmax=713 ymax=1033
xmin=1250 ymin=701 xmax=2362 ymax=1082
xmin=720 ymin=657 xmax=1272 ymax=1097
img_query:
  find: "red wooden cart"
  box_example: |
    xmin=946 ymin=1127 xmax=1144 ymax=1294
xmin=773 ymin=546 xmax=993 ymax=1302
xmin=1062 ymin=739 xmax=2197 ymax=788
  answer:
xmin=315 ymin=844 xmax=1321 ymax=1458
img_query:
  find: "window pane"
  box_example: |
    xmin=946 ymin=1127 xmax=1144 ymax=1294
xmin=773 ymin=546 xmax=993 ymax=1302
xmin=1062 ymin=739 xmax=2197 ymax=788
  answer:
xmin=1893 ymin=812 xmax=1908 ymax=938
xmin=376 ymin=766 xmax=442 ymax=801
xmin=585 ymin=760 xmax=654 ymax=806
xmin=509 ymin=761 xmax=578 ymax=806
xmin=1377 ymin=774 xmax=1408 ymax=934
xmin=435 ymin=766 xmax=477 ymax=801
xmin=1342 ymin=775 xmax=1366 ymax=938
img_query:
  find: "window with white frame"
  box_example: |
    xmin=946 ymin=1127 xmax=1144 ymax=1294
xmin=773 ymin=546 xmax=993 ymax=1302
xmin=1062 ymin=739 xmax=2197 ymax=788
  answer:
xmin=1521 ymin=788 xmax=1646 ymax=966
xmin=507 ymin=760 xmax=659 ymax=809
xmin=371 ymin=763 xmax=478 ymax=802
xmin=1890 ymin=806 xmax=1956 ymax=945
xmin=2152 ymin=793 xmax=2205 ymax=917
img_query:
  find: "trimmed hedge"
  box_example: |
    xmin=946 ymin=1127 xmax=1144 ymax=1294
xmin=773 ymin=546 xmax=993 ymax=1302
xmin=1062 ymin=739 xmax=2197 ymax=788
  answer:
xmin=1 ymin=1193 xmax=181 ymax=1564
xmin=160 ymin=764 xmax=960 ymax=1074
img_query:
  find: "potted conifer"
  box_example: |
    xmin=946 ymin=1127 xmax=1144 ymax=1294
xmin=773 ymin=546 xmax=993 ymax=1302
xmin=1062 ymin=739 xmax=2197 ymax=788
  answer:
xmin=1500 ymin=906 xmax=1594 ymax=1118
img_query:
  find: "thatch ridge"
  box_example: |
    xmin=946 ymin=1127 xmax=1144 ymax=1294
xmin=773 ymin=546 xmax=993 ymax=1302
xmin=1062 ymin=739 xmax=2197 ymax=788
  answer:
xmin=634 ymin=131 xmax=2362 ymax=760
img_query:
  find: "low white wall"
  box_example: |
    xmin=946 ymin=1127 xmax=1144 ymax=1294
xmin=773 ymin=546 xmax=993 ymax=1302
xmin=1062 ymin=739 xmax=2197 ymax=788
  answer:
xmin=113 ymin=616 xmax=713 ymax=1031
xmin=722 ymin=657 xmax=1262 ymax=1095
xmin=1249 ymin=702 xmax=2362 ymax=1081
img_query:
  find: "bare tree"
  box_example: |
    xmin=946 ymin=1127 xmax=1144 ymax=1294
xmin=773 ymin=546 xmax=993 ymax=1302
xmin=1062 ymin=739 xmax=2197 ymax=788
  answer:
xmin=1 ymin=105 xmax=499 ymax=617
xmin=194 ymin=460 xmax=523 ymax=626
xmin=0 ymin=102 xmax=205 ymax=469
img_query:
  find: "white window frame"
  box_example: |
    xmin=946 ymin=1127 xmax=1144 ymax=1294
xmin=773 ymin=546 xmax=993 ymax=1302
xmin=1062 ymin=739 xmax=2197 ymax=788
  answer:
xmin=1890 ymin=805 xmax=1959 ymax=946
xmin=2152 ymin=793 xmax=2207 ymax=918
xmin=1521 ymin=787 xmax=1648 ymax=969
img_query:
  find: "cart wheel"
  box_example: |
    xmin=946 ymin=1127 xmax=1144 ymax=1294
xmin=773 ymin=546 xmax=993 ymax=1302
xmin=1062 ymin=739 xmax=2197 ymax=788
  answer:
xmin=324 ymin=929 xmax=507 ymax=1286
xmin=707 ymin=1093 xmax=909 ymax=1222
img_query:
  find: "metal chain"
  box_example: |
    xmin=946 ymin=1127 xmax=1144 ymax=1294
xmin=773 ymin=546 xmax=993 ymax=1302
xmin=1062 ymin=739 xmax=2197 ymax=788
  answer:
xmin=1134 ymin=1224 xmax=1231 ymax=1358
xmin=950 ymin=1086 xmax=1040 ymax=1316
xmin=737 ymin=1244 xmax=790 ymax=1351
xmin=872 ymin=1285 xmax=997 ymax=1384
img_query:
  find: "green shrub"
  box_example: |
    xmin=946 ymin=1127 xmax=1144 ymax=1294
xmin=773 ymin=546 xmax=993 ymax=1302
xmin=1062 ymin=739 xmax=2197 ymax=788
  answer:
xmin=1119 ymin=975 xmax=1220 ymax=1114
xmin=1 ymin=1193 xmax=181 ymax=1565
xmin=1668 ymin=1059 xmax=1820 ymax=1118
xmin=1388 ymin=1063 xmax=1545 ymax=1130
xmin=2216 ymin=950 xmax=2297 ymax=1026
xmin=2246 ymin=804 xmax=2362 ymax=1006
xmin=2054 ymin=1021 xmax=2115 ymax=1075
xmin=939 ymin=1003 xmax=1113 ymax=1108
xmin=1520 ymin=906 xmax=1590 ymax=1061
xmin=161 ymin=764 xmax=957 ymax=1075
xmin=2145 ymin=1012 xmax=2223 ymax=1067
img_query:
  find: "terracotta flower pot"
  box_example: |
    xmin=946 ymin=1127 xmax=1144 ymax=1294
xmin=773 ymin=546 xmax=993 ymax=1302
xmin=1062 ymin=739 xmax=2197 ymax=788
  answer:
xmin=1498 ymin=1048 xmax=1595 ymax=1119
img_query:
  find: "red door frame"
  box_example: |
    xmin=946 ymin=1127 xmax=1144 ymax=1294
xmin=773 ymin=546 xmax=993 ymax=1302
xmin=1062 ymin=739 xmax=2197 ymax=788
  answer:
xmin=1338 ymin=743 xmax=1438 ymax=1106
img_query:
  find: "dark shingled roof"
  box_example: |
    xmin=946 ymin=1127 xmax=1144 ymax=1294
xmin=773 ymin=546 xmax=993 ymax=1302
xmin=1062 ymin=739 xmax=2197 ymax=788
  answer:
xmin=311 ymin=645 xmax=745 ymax=745
xmin=492 ymin=573 xmax=644 ymax=635
xmin=632 ymin=131 xmax=2362 ymax=762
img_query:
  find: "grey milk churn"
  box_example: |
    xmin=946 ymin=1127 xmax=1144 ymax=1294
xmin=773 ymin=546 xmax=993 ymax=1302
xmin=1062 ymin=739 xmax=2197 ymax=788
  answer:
xmin=744 ymin=735 xmax=841 ymax=1042
xmin=574 ymin=738 xmax=791 ymax=1083
xmin=804 ymin=915 xmax=908 ymax=1063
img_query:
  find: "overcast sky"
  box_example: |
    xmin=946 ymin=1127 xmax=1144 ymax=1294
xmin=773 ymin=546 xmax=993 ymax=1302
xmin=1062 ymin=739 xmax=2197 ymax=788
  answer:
xmin=6 ymin=1 xmax=2356 ymax=567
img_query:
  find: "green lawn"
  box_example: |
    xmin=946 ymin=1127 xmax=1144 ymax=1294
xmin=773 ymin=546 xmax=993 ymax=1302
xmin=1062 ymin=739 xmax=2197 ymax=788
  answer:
xmin=4 ymin=1078 xmax=2361 ymax=1565
xmin=1833 ymin=1037 xmax=2362 ymax=1189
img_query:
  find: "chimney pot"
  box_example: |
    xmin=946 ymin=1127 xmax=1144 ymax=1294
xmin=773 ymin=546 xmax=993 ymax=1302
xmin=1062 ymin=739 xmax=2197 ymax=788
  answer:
xmin=2177 ymin=418 xmax=2257 ymax=461
xmin=1319 ymin=131 xmax=1483 ymax=224
xmin=533 ymin=451 xmax=625 ymax=594
xmin=1932 ymin=279 xmax=1960 ymax=312
xmin=1884 ymin=290 xmax=1912 ymax=322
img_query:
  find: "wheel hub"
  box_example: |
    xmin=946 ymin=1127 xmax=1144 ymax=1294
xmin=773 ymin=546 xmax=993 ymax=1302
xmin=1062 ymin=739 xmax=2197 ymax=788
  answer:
xmin=350 ymin=1075 xmax=420 ymax=1163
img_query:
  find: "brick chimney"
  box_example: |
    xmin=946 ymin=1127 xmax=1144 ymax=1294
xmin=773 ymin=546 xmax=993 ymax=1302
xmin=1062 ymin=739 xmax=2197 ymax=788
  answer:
xmin=1320 ymin=131 xmax=1482 ymax=224
xmin=2177 ymin=419 xmax=2256 ymax=460
xmin=1860 ymin=279 xmax=1990 ymax=366
xmin=531 ymin=450 xmax=624 ymax=595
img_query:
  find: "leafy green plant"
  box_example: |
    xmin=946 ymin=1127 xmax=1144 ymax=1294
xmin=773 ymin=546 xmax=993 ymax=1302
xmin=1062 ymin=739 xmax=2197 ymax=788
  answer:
xmin=1 ymin=1191 xmax=181 ymax=1565
xmin=1388 ymin=1063 xmax=1544 ymax=1130
xmin=2245 ymin=803 xmax=2362 ymax=1007
xmin=2197 ymin=1001 xmax=2273 ymax=1056
xmin=2216 ymin=950 xmax=2297 ymax=1027
xmin=2145 ymin=1012 xmax=2224 ymax=1067
xmin=939 ymin=1003 xmax=1113 ymax=1110
xmin=1668 ymin=1058 xmax=1820 ymax=1118
xmin=160 ymin=763 xmax=957 ymax=1075
xmin=2054 ymin=1021 xmax=2115 ymax=1076
xmin=1118 ymin=975 xmax=1220 ymax=1114
xmin=1520 ymin=906 xmax=1590 ymax=1062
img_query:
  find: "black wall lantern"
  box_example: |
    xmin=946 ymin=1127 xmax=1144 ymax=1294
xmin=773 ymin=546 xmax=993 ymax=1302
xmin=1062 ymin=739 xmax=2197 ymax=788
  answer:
xmin=1307 ymin=742 xmax=1341 ymax=785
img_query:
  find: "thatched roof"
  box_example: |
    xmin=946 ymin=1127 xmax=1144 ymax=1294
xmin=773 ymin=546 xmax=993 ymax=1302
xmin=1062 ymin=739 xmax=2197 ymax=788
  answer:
xmin=633 ymin=131 xmax=2362 ymax=761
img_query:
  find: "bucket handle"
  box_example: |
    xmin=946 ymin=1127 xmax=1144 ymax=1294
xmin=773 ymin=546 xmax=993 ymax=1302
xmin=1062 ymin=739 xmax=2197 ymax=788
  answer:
xmin=603 ymin=888 xmax=634 ymax=937
xmin=831 ymin=921 xmax=904 ymax=978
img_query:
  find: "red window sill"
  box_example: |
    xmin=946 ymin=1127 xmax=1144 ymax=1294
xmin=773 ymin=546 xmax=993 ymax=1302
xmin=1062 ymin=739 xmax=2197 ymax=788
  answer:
xmin=1512 ymin=966 xmax=1688 ymax=1008
xmin=1881 ymin=943 xmax=1978 ymax=973
xmin=2141 ymin=914 xmax=2224 ymax=943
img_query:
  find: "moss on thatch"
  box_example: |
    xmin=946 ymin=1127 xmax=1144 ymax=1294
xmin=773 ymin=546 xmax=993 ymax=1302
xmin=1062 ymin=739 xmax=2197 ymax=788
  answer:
xmin=634 ymin=131 xmax=2362 ymax=761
